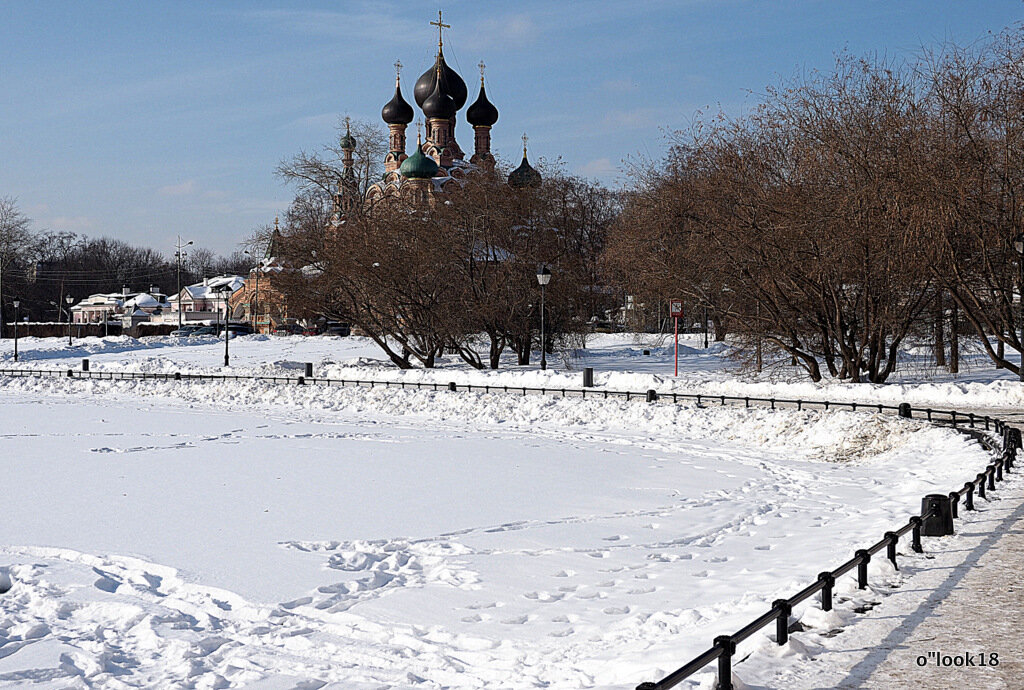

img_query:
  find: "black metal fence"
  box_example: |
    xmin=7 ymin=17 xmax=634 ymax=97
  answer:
xmin=0 ymin=362 xmax=1017 ymax=690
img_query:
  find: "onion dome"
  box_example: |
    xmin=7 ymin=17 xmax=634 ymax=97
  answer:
xmin=339 ymin=119 xmax=356 ymax=150
xmin=414 ymin=53 xmax=467 ymax=111
xmin=466 ymin=80 xmax=498 ymax=127
xmin=421 ymin=69 xmax=456 ymax=120
xmin=399 ymin=134 xmax=439 ymax=179
xmin=382 ymin=79 xmax=414 ymax=125
xmin=509 ymin=135 xmax=541 ymax=188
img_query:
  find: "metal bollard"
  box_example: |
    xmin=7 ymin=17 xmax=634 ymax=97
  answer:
xmin=856 ymin=549 xmax=870 ymax=589
xmin=82 ymin=358 xmax=90 ymax=372
xmin=1012 ymin=428 xmax=1022 ymax=451
xmin=964 ymin=483 xmax=974 ymax=511
xmin=174 ymin=372 xmax=181 ymax=381
xmin=297 ymin=376 xmax=305 ymax=385
xmin=818 ymin=572 xmax=835 ymax=611
xmin=67 ymin=369 xmax=73 ymax=378
xmin=646 ymin=389 xmax=658 ymax=403
xmin=977 ymin=474 xmax=986 ymax=499
xmin=988 ymin=467 xmax=996 ymax=491
xmin=304 ymin=362 xmax=313 ymax=378
xmin=642 ymin=349 xmax=650 ymax=356
xmin=715 ymin=635 xmax=736 ymax=690
xmin=948 ymin=492 xmax=959 ymax=519
xmin=448 ymin=382 xmax=457 ymax=392
xmin=996 ymin=459 xmax=1003 ymax=481
xmin=583 ymin=367 xmax=594 ymax=388
xmin=774 ymin=599 xmax=792 ymax=645
xmin=920 ymin=494 xmax=954 ymax=536
xmin=910 ymin=517 xmax=923 ymax=553
xmin=898 ymin=403 xmax=912 ymax=418
xmin=885 ymin=531 xmax=899 ymax=569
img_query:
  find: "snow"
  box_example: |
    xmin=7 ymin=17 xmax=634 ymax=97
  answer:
xmin=0 ymin=333 xmax=1011 ymax=688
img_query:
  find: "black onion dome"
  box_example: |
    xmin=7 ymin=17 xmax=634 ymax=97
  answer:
xmin=414 ymin=53 xmax=467 ymax=111
xmin=422 ymin=75 xmax=456 ymax=120
xmin=509 ymin=155 xmax=542 ymax=188
xmin=382 ymin=81 xmax=414 ymax=125
xmin=466 ymin=83 xmax=498 ymax=127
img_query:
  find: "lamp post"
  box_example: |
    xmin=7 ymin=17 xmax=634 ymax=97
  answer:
xmin=215 ymin=284 xmax=231 ymax=366
xmin=1015 ymin=234 xmax=1024 ymax=381
xmin=537 ymin=265 xmax=552 ymax=370
xmin=12 ymin=299 xmax=19 ymax=362
xmin=175 ymin=236 xmax=193 ymax=329
xmin=65 ymin=295 xmax=73 ymax=346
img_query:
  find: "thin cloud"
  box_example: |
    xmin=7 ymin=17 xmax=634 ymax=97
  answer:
xmin=577 ymin=157 xmax=617 ymax=178
xmin=159 ymin=180 xmax=198 ymax=196
xmin=48 ymin=215 xmax=96 ymax=231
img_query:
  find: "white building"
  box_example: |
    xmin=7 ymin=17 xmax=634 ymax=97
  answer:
xmin=164 ymin=275 xmax=246 ymax=323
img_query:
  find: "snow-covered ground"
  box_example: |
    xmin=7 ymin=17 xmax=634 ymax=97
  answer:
xmin=0 ymin=334 xmax=1011 ymax=688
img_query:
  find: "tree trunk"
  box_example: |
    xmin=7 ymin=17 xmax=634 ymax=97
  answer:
xmin=933 ymin=292 xmax=946 ymax=368
xmin=949 ymin=300 xmax=959 ymax=374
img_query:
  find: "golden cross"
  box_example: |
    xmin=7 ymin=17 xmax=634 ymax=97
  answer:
xmin=415 ymin=119 xmax=423 ymax=140
xmin=430 ymin=11 xmax=450 ymax=51
xmin=274 ymin=216 xmax=279 ymax=231
xmin=394 ymin=59 xmax=403 ymax=80
xmin=344 ymin=115 xmax=351 ymax=132
xmin=478 ymin=60 xmax=486 ymax=84
xmin=522 ymin=132 xmax=528 ymax=156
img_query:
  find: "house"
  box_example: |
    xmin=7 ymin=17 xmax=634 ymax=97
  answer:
xmin=166 ymin=275 xmax=246 ymax=323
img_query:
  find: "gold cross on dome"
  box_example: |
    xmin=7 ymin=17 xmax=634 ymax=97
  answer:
xmin=394 ymin=59 xmax=403 ymax=79
xmin=522 ymin=132 xmax=528 ymax=156
xmin=478 ymin=60 xmax=486 ymax=84
xmin=430 ymin=11 xmax=450 ymax=51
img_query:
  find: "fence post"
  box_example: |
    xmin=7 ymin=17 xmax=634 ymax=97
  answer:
xmin=995 ymin=459 xmax=1003 ymax=481
xmin=856 ymin=549 xmax=870 ymax=589
xmin=1011 ymin=428 xmax=1022 ymax=451
xmin=818 ymin=572 xmax=835 ymax=611
xmin=988 ymin=467 xmax=996 ymax=491
xmin=714 ymin=635 xmax=736 ymax=690
xmin=977 ymin=473 xmax=986 ymax=499
xmin=884 ymin=531 xmax=899 ymax=569
xmin=82 ymin=358 xmax=90 ymax=372
xmin=297 ymin=376 xmax=305 ymax=385
xmin=773 ymin=599 xmax=792 ymax=645
xmin=174 ymin=372 xmax=181 ymax=381
xmin=898 ymin=403 xmax=911 ymax=418
xmin=448 ymin=382 xmax=457 ymax=392
xmin=910 ymin=517 xmax=923 ymax=553
xmin=964 ymin=483 xmax=974 ymax=511
xmin=646 ymin=389 xmax=658 ymax=403
xmin=948 ymin=492 xmax=959 ymax=519
xmin=921 ymin=494 xmax=954 ymax=536
xmin=67 ymin=369 xmax=73 ymax=378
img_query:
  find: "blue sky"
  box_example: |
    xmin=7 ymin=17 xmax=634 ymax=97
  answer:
xmin=2 ymin=1 xmax=1022 ymax=255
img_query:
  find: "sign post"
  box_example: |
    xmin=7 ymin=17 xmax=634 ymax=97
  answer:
xmin=670 ymin=299 xmax=684 ymax=377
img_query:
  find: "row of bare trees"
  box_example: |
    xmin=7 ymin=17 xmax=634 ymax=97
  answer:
xmin=0 ymin=196 xmax=250 ymax=333
xmin=605 ymin=27 xmax=1024 ymax=382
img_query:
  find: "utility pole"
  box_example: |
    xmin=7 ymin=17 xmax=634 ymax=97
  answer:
xmin=175 ymin=235 xmax=193 ymax=329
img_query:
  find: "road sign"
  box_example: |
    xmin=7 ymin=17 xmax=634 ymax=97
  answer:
xmin=670 ymin=299 xmax=684 ymax=318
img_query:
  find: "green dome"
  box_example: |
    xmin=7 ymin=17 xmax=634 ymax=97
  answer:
xmin=399 ymin=141 xmax=439 ymax=180
xmin=340 ymin=132 xmax=357 ymax=150
xmin=508 ymin=155 xmax=542 ymax=188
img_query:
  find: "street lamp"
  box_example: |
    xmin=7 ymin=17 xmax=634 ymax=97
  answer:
xmin=1015 ymin=234 xmax=1024 ymax=381
xmin=65 ymin=294 xmax=74 ymax=346
xmin=175 ymin=236 xmax=193 ymax=329
xmin=12 ymin=299 xmax=20 ymax=362
xmin=537 ymin=265 xmax=552 ymax=370
xmin=214 ymin=284 xmax=231 ymax=366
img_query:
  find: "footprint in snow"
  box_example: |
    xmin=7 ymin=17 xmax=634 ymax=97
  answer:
xmin=501 ymin=615 xmax=531 ymax=625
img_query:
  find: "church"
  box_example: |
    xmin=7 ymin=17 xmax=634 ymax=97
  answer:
xmin=334 ymin=12 xmax=542 ymax=217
